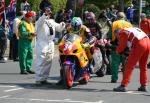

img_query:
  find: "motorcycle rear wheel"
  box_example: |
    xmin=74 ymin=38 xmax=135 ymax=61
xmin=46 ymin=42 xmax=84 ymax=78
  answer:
xmin=96 ymin=63 xmax=107 ymax=77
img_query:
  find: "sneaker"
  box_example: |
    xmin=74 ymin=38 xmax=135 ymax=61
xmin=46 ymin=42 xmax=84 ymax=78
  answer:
xmin=41 ymin=80 xmax=52 ymax=85
xmin=35 ymin=81 xmax=43 ymax=86
xmin=113 ymin=85 xmax=126 ymax=92
xmin=138 ymin=86 xmax=147 ymax=92
xmin=147 ymin=63 xmax=150 ymax=68
xmin=20 ymin=71 xmax=28 ymax=75
xmin=0 ymin=58 xmax=7 ymax=63
xmin=13 ymin=58 xmax=19 ymax=62
xmin=27 ymin=70 xmax=35 ymax=74
xmin=56 ymin=79 xmax=63 ymax=85
xmin=35 ymin=80 xmax=51 ymax=86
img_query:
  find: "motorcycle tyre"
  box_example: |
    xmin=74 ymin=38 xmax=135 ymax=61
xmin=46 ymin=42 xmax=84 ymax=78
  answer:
xmin=96 ymin=63 xmax=107 ymax=77
xmin=62 ymin=64 xmax=74 ymax=89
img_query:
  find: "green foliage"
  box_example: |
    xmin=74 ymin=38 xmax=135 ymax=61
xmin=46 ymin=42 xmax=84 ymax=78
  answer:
xmin=16 ymin=0 xmax=67 ymax=13
xmin=5 ymin=0 xmax=10 ymax=6
xmin=85 ymin=0 xmax=137 ymax=10
xmin=51 ymin=0 xmax=67 ymax=13
xmin=6 ymin=0 xmax=150 ymax=15
xmin=83 ymin=4 xmax=100 ymax=17
xmin=85 ymin=0 xmax=117 ymax=10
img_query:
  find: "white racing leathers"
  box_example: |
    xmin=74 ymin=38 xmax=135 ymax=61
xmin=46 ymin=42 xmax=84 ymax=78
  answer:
xmin=35 ymin=15 xmax=65 ymax=82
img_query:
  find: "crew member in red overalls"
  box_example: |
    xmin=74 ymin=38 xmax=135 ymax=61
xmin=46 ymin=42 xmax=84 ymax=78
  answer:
xmin=140 ymin=13 xmax=150 ymax=37
xmin=140 ymin=13 xmax=150 ymax=67
xmin=113 ymin=27 xmax=150 ymax=92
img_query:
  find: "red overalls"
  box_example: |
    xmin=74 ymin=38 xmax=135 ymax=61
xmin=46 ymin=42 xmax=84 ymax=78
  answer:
xmin=140 ymin=18 xmax=150 ymax=35
xmin=116 ymin=28 xmax=150 ymax=86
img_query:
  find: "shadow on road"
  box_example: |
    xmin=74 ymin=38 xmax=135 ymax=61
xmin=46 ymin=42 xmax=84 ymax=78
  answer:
xmin=0 ymin=82 xmax=80 ymax=91
xmin=0 ymin=82 xmax=114 ymax=93
xmin=0 ymin=73 xmax=20 ymax=75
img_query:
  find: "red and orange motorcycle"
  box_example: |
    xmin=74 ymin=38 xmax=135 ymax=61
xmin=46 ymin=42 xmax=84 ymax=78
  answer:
xmin=58 ymin=33 xmax=106 ymax=89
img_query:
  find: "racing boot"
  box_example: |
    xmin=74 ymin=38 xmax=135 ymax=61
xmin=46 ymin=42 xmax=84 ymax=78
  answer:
xmin=138 ymin=85 xmax=147 ymax=92
xmin=89 ymin=59 xmax=95 ymax=74
xmin=147 ymin=62 xmax=150 ymax=68
xmin=113 ymin=85 xmax=126 ymax=92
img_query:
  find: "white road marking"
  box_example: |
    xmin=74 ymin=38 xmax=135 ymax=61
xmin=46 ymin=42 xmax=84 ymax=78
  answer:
xmin=4 ymin=88 xmax=24 ymax=92
xmin=114 ymin=91 xmax=145 ymax=95
xmin=0 ymin=95 xmax=10 ymax=99
xmin=0 ymin=97 xmax=104 ymax=103
xmin=0 ymin=85 xmax=16 ymax=88
xmin=125 ymin=91 xmax=145 ymax=95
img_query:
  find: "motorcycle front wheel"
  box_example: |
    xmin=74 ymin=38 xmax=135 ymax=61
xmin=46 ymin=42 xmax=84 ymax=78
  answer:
xmin=62 ymin=64 xmax=74 ymax=89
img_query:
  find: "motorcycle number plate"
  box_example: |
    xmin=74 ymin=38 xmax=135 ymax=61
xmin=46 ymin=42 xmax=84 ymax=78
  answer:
xmin=64 ymin=42 xmax=72 ymax=51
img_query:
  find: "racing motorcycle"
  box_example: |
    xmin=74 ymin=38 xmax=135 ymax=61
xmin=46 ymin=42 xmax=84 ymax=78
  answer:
xmin=58 ymin=33 xmax=106 ymax=89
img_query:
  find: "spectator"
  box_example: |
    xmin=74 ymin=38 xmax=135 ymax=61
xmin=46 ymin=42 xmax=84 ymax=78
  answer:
xmin=35 ymin=7 xmax=65 ymax=86
xmin=12 ymin=11 xmax=26 ymax=61
xmin=6 ymin=20 xmax=13 ymax=60
xmin=18 ymin=11 xmax=36 ymax=74
xmin=40 ymin=0 xmax=52 ymax=14
xmin=113 ymin=27 xmax=150 ymax=92
xmin=108 ymin=5 xmax=117 ymax=22
xmin=20 ymin=0 xmax=31 ymax=12
xmin=140 ymin=13 xmax=150 ymax=37
xmin=64 ymin=9 xmax=73 ymax=23
xmin=0 ymin=17 xmax=8 ymax=63
xmin=140 ymin=13 xmax=150 ymax=67
xmin=83 ymin=11 xmax=88 ymax=23
xmin=126 ymin=4 xmax=134 ymax=23
xmin=55 ymin=9 xmax=65 ymax=43
xmin=55 ymin=9 xmax=65 ymax=23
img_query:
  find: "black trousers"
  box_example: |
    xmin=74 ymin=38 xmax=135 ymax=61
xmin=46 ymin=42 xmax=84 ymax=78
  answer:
xmin=9 ymin=40 xmax=13 ymax=59
xmin=0 ymin=37 xmax=7 ymax=60
xmin=12 ymin=34 xmax=18 ymax=60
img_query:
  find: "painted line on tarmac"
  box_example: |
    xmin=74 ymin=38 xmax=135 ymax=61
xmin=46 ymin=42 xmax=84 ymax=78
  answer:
xmin=0 ymin=97 xmax=104 ymax=103
xmin=0 ymin=85 xmax=16 ymax=88
xmin=114 ymin=91 xmax=145 ymax=95
xmin=4 ymin=88 xmax=24 ymax=92
xmin=0 ymin=95 xmax=10 ymax=99
xmin=126 ymin=91 xmax=145 ymax=95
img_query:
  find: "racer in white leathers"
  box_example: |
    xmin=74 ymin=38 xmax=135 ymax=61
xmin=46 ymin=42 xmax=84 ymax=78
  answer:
xmin=35 ymin=7 xmax=65 ymax=85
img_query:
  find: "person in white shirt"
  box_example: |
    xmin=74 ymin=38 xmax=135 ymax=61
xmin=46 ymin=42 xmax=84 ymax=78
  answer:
xmin=20 ymin=0 xmax=30 ymax=12
xmin=12 ymin=11 xmax=26 ymax=61
xmin=35 ymin=7 xmax=65 ymax=85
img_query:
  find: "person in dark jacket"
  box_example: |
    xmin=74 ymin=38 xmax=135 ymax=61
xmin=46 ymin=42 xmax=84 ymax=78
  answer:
xmin=20 ymin=0 xmax=31 ymax=12
xmin=126 ymin=4 xmax=134 ymax=23
xmin=0 ymin=16 xmax=7 ymax=63
xmin=55 ymin=9 xmax=65 ymax=23
xmin=40 ymin=0 xmax=52 ymax=12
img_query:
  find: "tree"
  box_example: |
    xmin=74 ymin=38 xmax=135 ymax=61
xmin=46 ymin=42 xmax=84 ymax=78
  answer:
xmin=16 ymin=0 xmax=67 ymax=13
xmin=118 ymin=0 xmax=124 ymax=12
xmin=66 ymin=0 xmax=85 ymax=16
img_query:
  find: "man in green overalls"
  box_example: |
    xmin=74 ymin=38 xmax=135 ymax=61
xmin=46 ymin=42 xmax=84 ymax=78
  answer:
xmin=107 ymin=12 xmax=133 ymax=83
xmin=18 ymin=11 xmax=36 ymax=74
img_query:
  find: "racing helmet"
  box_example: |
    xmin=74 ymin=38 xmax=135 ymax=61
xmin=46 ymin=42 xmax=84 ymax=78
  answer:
xmin=71 ymin=17 xmax=82 ymax=33
xmin=86 ymin=12 xmax=96 ymax=23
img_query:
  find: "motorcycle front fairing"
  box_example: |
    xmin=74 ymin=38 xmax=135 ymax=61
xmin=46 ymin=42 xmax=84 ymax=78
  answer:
xmin=58 ymin=33 xmax=89 ymax=69
xmin=58 ymin=33 xmax=90 ymax=81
